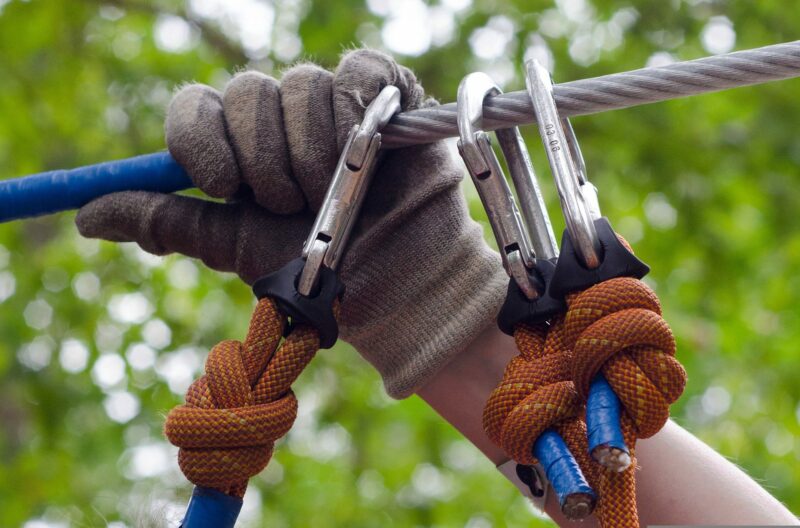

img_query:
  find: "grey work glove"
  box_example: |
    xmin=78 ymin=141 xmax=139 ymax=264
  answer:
xmin=76 ymin=50 xmax=507 ymax=398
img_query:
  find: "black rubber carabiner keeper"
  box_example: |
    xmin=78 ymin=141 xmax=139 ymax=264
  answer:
xmin=497 ymin=258 xmax=566 ymax=335
xmin=549 ymin=217 xmax=650 ymax=299
xmin=251 ymin=257 xmax=345 ymax=349
xmin=516 ymin=464 xmax=545 ymax=498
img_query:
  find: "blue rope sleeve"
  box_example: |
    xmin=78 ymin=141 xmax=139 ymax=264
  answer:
xmin=532 ymin=428 xmax=595 ymax=506
xmin=0 ymin=152 xmax=192 ymax=223
xmin=180 ymin=486 xmax=243 ymax=528
xmin=586 ymin=374 xmax=628 ymax=454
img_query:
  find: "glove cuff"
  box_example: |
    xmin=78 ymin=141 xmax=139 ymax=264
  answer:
xmin=341 ymin=204 xmax=507 ymax=398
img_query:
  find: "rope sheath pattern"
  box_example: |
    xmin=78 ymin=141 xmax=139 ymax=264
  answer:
xmin=484 ymin=323 xmax=586 ymax=467
xmin=164 ymin=298 xmax=321 ymax=497
xmin=565 ymin=278 xmax=686 ymax=527
xmin=484 ymin=251 xmax=686 ymax=527
xmin=381 ymin=40 xmax=800 ymax=147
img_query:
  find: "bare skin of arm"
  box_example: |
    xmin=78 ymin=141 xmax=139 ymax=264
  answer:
xmin=417 ymin=324 xmax=799 ymax=526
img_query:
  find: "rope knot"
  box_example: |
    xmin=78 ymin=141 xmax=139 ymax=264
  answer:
xmin=565 ymin=277 xmax=686 ymax=438
xmin=483 ymin=237 xmax=687 ymax=528
xmin=483 ymin=322 xmax=585 ymax=465
xmin=164 ymin=298 xmax=321 ymax=497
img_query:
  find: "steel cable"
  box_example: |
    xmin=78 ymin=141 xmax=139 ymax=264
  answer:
xmin=3 ymin=41 xmax=800 ymax=223
xmin=381 ymin=40 xmax=800 ymax=148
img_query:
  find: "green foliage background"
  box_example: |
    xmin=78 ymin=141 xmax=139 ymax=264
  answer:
xmin=1 ymin=0 xmax=799 ymax=526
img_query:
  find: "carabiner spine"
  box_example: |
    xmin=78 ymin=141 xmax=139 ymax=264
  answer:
xmin=299 ymin=125 xmax=382 ymax=296
xmin=458 ymin=132 xmax=539 ymax=299
xmin=494 ymin=127 xmax=559 ymax=261
xmin=525 ymin=60 xmax=602 ymax=270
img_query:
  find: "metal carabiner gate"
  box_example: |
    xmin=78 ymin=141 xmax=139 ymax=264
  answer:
xmin=298 ymin=85 xmax=402 ymax=296
xmin=525 ymin=60 xmax=603 ymax=270
xmin=456 ymin=72 xmax=557 ymax=299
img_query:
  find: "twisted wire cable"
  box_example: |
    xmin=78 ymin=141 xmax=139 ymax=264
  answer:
xmin=381 ymin=40 xmax=800 ymax=147
xmin=3 ymin=40 xmax=800 ymax=223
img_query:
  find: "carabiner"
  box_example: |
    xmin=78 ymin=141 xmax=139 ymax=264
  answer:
xmin=456 ymin=72 xmax=557 ymax=299
xmin=298 ymin=85 xmax=402 ymax=296
xmin=525 ymin=60 xmax=602 ymax=270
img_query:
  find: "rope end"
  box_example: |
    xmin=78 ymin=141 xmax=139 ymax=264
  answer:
xmin=592 ymin=445 xmax=631 ymax=472
xmin=562 ymin=492 xmax=596 ymax=520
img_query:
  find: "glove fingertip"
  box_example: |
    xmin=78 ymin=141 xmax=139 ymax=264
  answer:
xmin=281 ymin=63 xmax=339 ymax=211
xmin=333 ymin=48 xmax=425 ymax=149
xmin=74 ymin=198 xmax=106 ymax=239
xmin=166 ymin=84 xmax=241 ymax=199
xmin=75 ymin=192 xmax=148 ymax=244
xmin=335 ymin=49 xmax=425 ymax=108
xmin=223 ymin=71 xmax=306 ymax=215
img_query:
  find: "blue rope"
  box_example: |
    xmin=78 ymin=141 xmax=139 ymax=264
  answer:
xmin=0 ymin=152 xmax=191 ymax=222
xmin=533 ymin=428 xmax=595 ymax=506
xmin=181 ymin=486 xmax=242 ymax=528
xmin=586 ymin=374 xmax=627 ymax=454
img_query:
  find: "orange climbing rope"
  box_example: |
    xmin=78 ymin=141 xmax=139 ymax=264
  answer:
xmin=164 ymin=298 xmax=324 ymax=497
xmin=162 ymin=86 xmax=398 ymax=522
xmin=484 ymin=246 xmax=687 ymax=527
xmin=565 ymin=276 xmax=686 ymax=526
xmin=484 ymin=319 xmax=599 ymax=518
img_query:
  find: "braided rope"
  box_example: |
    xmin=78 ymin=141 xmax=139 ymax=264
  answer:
xmin=563 ymin=277 xmax=685 ymax=527
xmin=381 ymin=40 xmax=800 ymax=147
xmin=483 ymin=320 xmax=598 ymax=519
xmin=164 ymin=298 xmax=321 ymax=497
xmin=484 ymin=243 xmax=687 ymax=527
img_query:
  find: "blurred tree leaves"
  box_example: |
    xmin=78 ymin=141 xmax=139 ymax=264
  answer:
xmin=1 ymin=0 xmax=800 ymax=526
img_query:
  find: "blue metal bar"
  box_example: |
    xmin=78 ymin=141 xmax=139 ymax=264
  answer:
xmin=0 ymin=152 xmax=192 ymax=223
xmin=181 ymin=486 xmax=242 ymax=528
xmin=586 ymin=374 xmax=627 ymax=454
xmin=533 ymin=428 xmax=595 ymax=507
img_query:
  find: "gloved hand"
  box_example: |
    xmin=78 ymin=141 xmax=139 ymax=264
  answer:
xmin=76 ymin=49 xmax=507 ymax=398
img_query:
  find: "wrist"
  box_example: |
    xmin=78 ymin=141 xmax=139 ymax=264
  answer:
xmin=416 ymin=321 xmax=579 ymax=526
xmin=330 ymin=138 xmax=508 ymax=397
xmin=416 ymin=322 xmax=515 ymax=463
xmin=344 ymin=222 xmax=507 ymax=398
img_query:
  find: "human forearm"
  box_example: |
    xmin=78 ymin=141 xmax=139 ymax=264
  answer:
xmin=417 ymin=324 xmax=590 ymax=526
xmin=417 ymin=324 xmax=799 ymax=526
xmin=634 ymin=419 xmax=798 ymax=525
